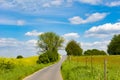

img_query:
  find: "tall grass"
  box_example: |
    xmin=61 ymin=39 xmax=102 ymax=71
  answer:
xmin=61 ymin=55 xmax=120 ymax=80
xmin=0 ymin=56 xmax=53 ymax=80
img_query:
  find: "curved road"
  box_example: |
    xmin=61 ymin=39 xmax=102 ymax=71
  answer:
xmin=23 ymin=56 xmax=66 ymax=80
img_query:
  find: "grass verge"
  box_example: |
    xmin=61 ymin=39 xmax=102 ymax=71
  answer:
xmin=61 ymin=55 xmax=120 ymax=80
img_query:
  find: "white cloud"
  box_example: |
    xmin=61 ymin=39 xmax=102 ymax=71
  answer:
xmin=0 ymin=0 xmax=65 ymax=12
xmin=42 ymin=0 xmax=64 ymax=8
xmin=42 ymin=3 xmax=51 ymax=7
xmin=81 ymin=40 xmax=110 ymax=51
xmin=0 ymin=38 xmax=38 ymax=57
xmin=78 ymin=0 xmax=102 ymax=5
xmin=26 ymin=40 xmax=37 ymax=46
xmin=63 ymin=32 xmax=80 ymax=39
xmin=51 ymin=0 xmax=63 ymax=6
xmin=0 ymin=18 xmax=15 ymax=25
xmin=0 ymin=38 xmax=23 ymax=47
xmin=106 ymin=1 xmax=120 ymax=7
xmin=85 ymin=22 xmax=120 ymax=38
xmin=69 ymin=12 xmax=107 ymax=24
xmin=16 ymin=20 xmax=25 ymax=26
xmin=25 ymin=30 xmax=43 ymax=36
xmin=0 ymin=38 xmax=37 ymax=48
xmin=0 ymin=18 xmax=25 ymax=26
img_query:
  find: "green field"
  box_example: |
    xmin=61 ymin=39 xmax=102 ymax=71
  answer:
xmin=61 ymin=55 xmax=120 ymax=80
xmin=0 ymin=56 xmax=53 ymax=80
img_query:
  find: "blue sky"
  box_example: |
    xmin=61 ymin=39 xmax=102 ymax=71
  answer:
xmin=0 ymin=0 xmax=120 ymax=57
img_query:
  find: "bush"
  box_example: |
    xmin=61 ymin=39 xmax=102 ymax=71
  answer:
xmin=47 ymin=50 xmax=59 ymax=62
xmin=84 ymin=49 xmax=106 ymax=55
xmin=37 ymin=51 xmax=59 ymax=64
xmin=16 ymin=55 xmax=23 ymax=59
xmin=37 ymin=53 xmax=50 ymax=64
xmin=0 ymin=59 xmax=14 ymax=70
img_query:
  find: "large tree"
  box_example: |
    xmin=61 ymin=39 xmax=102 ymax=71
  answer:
xmin=37 ymin=32 xmax=64 ymax=63
xmin=65 ymin=40 xmax=83 ymax=56
xmin=37 ymin=32 xmax=64 ymax=52
xmin=107 ymin=34 xmax=120 ymax=55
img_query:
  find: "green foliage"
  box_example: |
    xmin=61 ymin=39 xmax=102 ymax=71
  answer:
xmin=84 ymin=49 xmax=106 ymax=55
xmin=37 ymin=32 xmax=64 ymax=52
xmin=0 ymin=59 xmax=14 ymax=70
xmin=47 ymin=50 xmax=59 ymax=62
xmin=65 ymin=40 xmax=83 ymax=56
xmin=0 ymin=57 xmax=53 ymax=80
xmin=37 ymin=53 xmax=50 ymax=64
xmin=37 ymin=50 xmax=59 ymax=64
xmin=61 ymin=56 xmax=120 ymax=80
xmin=16 ymin=55 xmax=23 ymax=59
xmin=37 ymin=32 xmax=64 ymax=63
xmin=107 ymin=34 xmax=120 ymax=55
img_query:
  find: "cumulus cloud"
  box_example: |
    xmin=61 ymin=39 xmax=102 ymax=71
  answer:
xmin=106 ymin=1 xmax=120 ymax=7
xmin=0 ymin=38 xmax=23 ymax=47
xmin=81 ymin=40 xmax=110 ymax=51
xmin=0 ymin=38 xmax=38 ymax=57
xmin=85 ymin=22 xmax=120 ymax=38
xmin=69 ymin=12 xmax=107 ymax=24
xmin=63 ymin=32 xmax=80 ymax=39
xmin=78 ymin=0 xmax=102 ymax=5
xmin=25 ymin=30 xmax=43 ymax=36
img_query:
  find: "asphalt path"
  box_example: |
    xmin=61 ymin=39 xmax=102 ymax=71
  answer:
xmin=23 ymin=56 xmax=66 ymax=80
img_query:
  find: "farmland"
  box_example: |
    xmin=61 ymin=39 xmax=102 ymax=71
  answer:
xmin=61 ymin=55 xmax=120 ymax=80
xmin=0 ymin=56 xmax=53 ymax=80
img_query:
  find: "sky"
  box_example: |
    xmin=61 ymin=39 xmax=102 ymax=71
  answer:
xmin=0 ymin=0 xmax=120 ymax=57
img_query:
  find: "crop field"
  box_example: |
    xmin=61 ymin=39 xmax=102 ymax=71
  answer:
xmin=61 ymin=55 xmax=120 ymax=80
xmin=0 ymin=56 xmax=52 ymax=80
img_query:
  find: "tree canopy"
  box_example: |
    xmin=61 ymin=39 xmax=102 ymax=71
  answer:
xmin=37 ymin=32 xmax=64 ymax=52
xmin=37 ymin=32 xmax=64 ymax=63
xmin=84 ymin=49 xmax=106 ymax=55
xmin=107 ymin=34 xmax=120 ymax=55
xmin=65 ymin=40 xmax=83 ymax=56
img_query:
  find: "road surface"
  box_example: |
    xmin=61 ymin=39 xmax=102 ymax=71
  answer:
xmin=23 ymin=56 xmax=66 ymax=80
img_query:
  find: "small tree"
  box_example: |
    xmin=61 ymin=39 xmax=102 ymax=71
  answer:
xmin=16 ymin=55 xmax=23 ymax=59
xmin=65 ymin=40 xmax=83 ymax=56
xmin=107 ymin=34 xmax=120 ymax=55
xmin=84 ymin=49 xmax=106 ymax=55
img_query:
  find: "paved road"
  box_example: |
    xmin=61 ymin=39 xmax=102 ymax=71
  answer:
xmin=23 ymin=56 xmax=66 ymax=80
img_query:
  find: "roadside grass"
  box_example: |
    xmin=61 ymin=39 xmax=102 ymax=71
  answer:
xmin=0 ymin=56 xmax=53 ymax=80
xmin=61 ymin=55 xmax=120 ymax=80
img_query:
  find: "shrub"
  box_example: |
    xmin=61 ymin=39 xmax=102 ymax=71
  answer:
xmin=0 ymin=59 xmax=14 ymax=70
xmin=37 ymin=50 xmax=59 ymax=64
xmin=37 ymin=53 xmax=50 ymax=64
xmin=47 ymin=50 xmax=59 ymax=62
xmin=16 ymin=55 xmax=23 ymax=59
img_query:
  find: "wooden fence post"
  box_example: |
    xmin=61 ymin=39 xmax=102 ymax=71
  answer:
xmin=85 ymin=57 xmax=88 ymax=67
xmin=104 ymin=58 xmax=107 ymax=80
xmin=91 ymin=55 xmax=93 ymax=75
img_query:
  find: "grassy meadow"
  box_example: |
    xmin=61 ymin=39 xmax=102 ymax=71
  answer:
xmin=0 ymin=56 xmax=53 ymax=80
xmin=61 ymin=55 xmax=120 ymax=80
